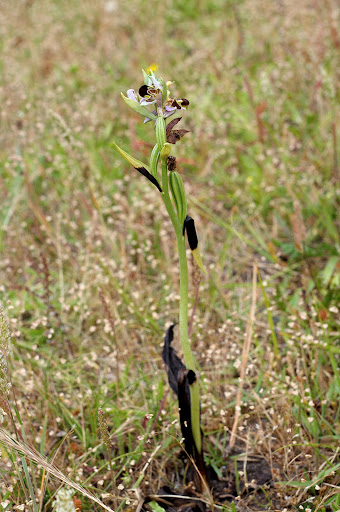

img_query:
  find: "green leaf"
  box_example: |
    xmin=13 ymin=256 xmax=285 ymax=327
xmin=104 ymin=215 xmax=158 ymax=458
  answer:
xmin=159 ymin=76 xmax=168 ymax=103
xmin=320 ymin=256 xmax=339 ymax=287
xmin=148 ymin=501 xmax=166 ymax=512
xmin=113 ymin=142 xmax=150 ymax=171
xmin=278 ymin=461 xmax=340 ymax=489
xmin=142 ymin=69 xmax=149 ymax=85
xmin=149 ymin=144 xmax=160 ymax=180
xmin=113 ymin=142 xmax=162 ymax=192
xmin=121 ymin=93 xmax=157 ymax=120
xmin=169 ymin=171 xmax=187 ymax=226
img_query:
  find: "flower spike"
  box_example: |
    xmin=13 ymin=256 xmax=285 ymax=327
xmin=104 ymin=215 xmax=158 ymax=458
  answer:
xmin=113 ymin=142 xmax=162 ymax=192
xmin=116 ymin=71 xmax=206 ymax=469
xmin=121 ymin=72 xmax=189 ymax=124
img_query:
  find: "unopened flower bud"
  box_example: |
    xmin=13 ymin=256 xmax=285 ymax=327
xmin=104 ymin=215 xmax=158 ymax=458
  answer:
xmin=160 ymin=143 xmax=171 ymax=163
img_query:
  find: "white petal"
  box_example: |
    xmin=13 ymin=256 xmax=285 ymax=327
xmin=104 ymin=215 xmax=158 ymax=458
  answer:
xmin=126 ymin=89 xmax=137 ymax=101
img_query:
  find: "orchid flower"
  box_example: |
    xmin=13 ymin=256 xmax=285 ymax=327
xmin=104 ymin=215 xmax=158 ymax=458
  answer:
xmin=121 ymin=69 xmax=190 ymax=123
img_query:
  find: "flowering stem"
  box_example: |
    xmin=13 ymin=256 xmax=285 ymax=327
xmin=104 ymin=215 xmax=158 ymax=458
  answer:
xmin=161 ymin=160 xmax=202 ymax=454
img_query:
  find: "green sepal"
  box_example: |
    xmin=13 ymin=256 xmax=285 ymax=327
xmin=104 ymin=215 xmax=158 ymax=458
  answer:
xmin=150 ymin=144 xmax=160 ymax=180
xmin=142 ymin=69 xmax=149 ymax=85
xmin=113 ymin=142 xmax=162 ymax=192
xmin=169 ymin=171 xmax=187 ymax=227
xmin=121 ymin=93 xmax=157 ymax=120
xmin=159 ymin=77 xmax=168 ymax=104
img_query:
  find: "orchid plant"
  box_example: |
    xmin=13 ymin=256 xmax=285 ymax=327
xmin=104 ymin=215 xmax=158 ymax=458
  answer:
xmin=113 ymin=70 xmax=206 ymax=473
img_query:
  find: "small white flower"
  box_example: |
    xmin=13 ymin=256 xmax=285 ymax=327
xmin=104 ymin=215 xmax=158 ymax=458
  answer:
xmin=53 ymin=488 xmax=76 ymax=512
xmin=104 ymin=1 xmax=117 ymax=13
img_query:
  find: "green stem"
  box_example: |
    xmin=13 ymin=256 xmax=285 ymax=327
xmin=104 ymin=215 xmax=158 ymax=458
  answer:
xmin=161 ymin=159 xmax=202 ymax=454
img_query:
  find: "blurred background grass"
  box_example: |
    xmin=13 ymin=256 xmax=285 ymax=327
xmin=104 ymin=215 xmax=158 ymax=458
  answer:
xmin=0 ymin=0 xmax=339 ymax=511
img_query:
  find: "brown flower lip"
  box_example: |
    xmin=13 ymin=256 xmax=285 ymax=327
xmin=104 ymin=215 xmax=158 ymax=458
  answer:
xmin=139 ymin=84 xmax=159 ymax=98
xmin=166 ymin=117 xmax=189 ymax=145
xmin=139 ymin=84 xmax=149 ymax=96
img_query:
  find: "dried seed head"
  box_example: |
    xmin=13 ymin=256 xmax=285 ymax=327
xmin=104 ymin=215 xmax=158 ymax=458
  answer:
xmin=167 ymin=156 xmax=177 ymax=171
xmin=98 ymin=407 xmax=111 ymax=452
xmin=0 ymin=303 xmax=12 ymax=398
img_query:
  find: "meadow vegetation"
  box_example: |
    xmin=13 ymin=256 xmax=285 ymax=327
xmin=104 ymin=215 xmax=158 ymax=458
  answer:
xmin=0 ymin=0 xmax=339 ymax=511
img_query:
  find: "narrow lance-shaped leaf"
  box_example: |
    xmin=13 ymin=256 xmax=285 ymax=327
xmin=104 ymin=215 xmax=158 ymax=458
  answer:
xmin=162 ymin=325 xmax=205 ymax=478
xmin=149 ymin=144 xmax=160 ymax=181
xmin=169 ymin=171 xmax=187 ymax=227
xmin=113 ymin=142 xmax=162 ymax=192
xmin=121 ymin=92 xmax=157 ymax=120
xmin=183 ymin=215 xmax=207 ymax=275
xmin=178 ymin=368 xmax=196 ymax=457
xmin=162 ymin=325 xmax=195 ymax=456
xmin=162 ymin=324 xmax=187 ymax=396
